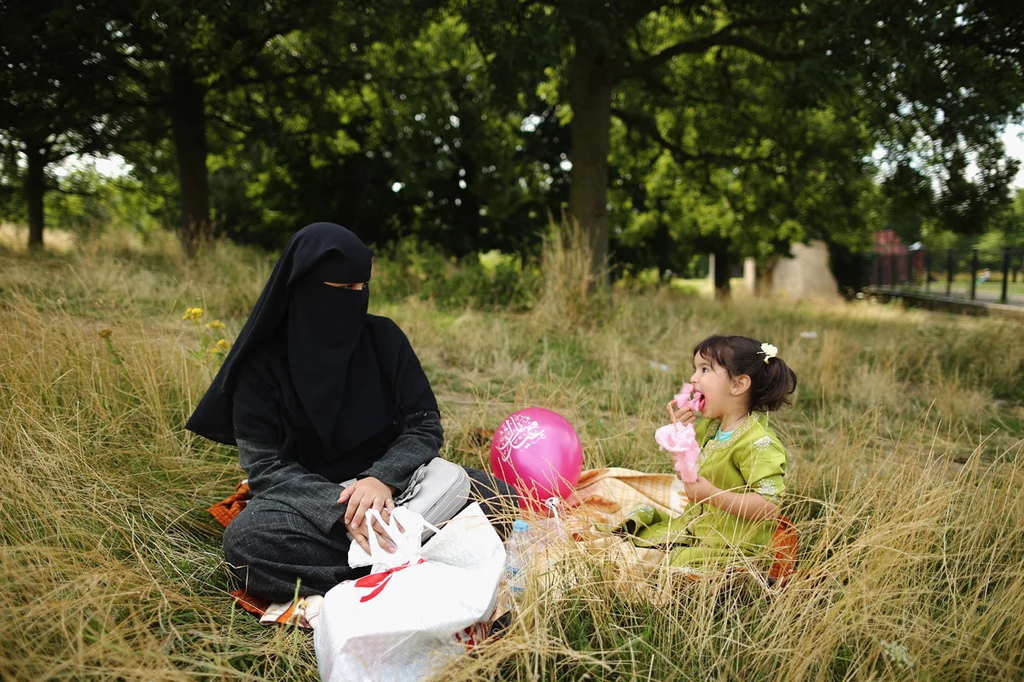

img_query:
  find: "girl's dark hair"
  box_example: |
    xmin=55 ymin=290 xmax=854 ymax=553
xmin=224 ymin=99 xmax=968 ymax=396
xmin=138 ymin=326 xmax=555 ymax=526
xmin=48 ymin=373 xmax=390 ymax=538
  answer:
xmin=693 ymin=335 xmax=798 ymax=412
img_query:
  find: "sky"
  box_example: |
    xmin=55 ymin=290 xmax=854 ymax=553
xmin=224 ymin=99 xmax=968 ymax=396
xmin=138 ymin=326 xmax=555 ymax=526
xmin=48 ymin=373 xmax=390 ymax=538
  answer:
xmin=66 ymin=123 xmax=1024 ymax=189
xmin=1003 ymin=123 xmax=1024 ymax=188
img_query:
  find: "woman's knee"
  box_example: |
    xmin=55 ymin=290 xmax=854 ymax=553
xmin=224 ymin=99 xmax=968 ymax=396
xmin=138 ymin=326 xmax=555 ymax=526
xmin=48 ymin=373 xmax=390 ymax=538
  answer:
xmin=221 ymin=503 xmax=354 ymax=599
xmin=222 ymin=507 xmax=265 ymax=573
xmin=462 ymin=467 xmax=511 ymax=497
xmin=223 ymin=509 xmax=298 ymax=599
xmin=462 ymin=467 xmax=516 ymax=534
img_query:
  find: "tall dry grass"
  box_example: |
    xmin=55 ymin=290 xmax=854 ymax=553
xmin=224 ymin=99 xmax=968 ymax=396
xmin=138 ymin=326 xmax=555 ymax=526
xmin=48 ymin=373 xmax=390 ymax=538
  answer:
xmin=531 ymin=217 xmax=608 ymax=331
xmin=0 ymin=223 xmax=79 ymax=253
xmin=1 ymin=237 xmax=1023 ymax=680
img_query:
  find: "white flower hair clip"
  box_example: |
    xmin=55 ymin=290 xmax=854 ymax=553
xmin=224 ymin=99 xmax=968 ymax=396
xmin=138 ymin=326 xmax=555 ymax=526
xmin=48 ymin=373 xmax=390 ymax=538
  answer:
xmin=760 ymin=342 xmax=778 ymax=364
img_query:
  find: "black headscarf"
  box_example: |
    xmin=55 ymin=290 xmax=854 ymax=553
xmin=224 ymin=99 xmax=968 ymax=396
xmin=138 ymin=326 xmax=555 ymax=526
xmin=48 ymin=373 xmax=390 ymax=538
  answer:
xmin=185 ymin=222 xmax=435 ymax=475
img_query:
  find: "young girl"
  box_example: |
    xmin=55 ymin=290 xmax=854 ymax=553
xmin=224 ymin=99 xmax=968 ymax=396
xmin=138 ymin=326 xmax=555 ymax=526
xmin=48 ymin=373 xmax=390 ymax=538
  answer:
xmin=629 ymin=335 xmax=798 ymax=570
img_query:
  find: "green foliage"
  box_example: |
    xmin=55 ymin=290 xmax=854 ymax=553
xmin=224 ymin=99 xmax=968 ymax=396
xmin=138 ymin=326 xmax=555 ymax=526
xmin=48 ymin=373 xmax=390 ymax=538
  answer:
xmin=102 ymin=0 xmax=375 ymax=245
xmin=5 ymin=0 xmax=1024 ymax=282
xmin=461 ymin=0 xmax=1024 ymax=287
xmin=607 ymin=8 xmax=880 ymax=268
xmin=613 ymin=266 xmax=667 ymax=294
xmin=206 ymin=13 xmax=563 ymax=256
xmin=373 ymin=238 xmax=540 ymax=311
xmin=43 ymin=166 xmax=163 ymax=239
xmin=0 ymin=1 xmax=123 ymax=156
xmin=991 ymin=187 xmax=1024 ymax=251
xmin=180 ymin=306 xmax=233 ymax=368
xmin=0 ymin=0 xmax=127 ymax=245
xmin=0 ymin=150 xmax=25 ymax=222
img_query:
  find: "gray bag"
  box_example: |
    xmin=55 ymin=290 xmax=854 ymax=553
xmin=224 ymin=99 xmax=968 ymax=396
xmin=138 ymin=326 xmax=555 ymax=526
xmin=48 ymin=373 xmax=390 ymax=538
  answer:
xmin=342 ymin=458 xmax=471 ymax=551
xmin=393 ymin=458 xmax=471 ymax=536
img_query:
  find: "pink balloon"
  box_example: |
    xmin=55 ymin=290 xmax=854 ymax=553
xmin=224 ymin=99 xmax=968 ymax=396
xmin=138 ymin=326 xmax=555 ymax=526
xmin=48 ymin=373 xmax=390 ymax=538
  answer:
xmin=489 ymin=407 xmax=583 ymax=511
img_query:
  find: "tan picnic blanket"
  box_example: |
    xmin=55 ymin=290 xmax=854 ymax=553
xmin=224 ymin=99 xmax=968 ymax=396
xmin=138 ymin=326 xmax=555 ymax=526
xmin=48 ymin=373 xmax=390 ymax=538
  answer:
xmin=570 ymin=467 xmax=689 ymax=528
xmin=531 ymin=468 xmax=692 ymax=593
xmin=542 ymin=467 xmax=797 ymax=594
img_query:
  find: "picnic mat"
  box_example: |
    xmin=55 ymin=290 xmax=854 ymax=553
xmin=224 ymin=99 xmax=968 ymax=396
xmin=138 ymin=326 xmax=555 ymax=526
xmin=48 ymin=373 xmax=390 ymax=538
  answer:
xmin=208 ymin=467 xmax=797 ymax=624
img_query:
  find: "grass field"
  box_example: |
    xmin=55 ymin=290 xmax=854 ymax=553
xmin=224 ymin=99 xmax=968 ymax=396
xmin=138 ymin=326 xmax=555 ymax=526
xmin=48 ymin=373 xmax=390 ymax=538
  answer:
xmin=2 ymin=229 xmax=1023 ymax=681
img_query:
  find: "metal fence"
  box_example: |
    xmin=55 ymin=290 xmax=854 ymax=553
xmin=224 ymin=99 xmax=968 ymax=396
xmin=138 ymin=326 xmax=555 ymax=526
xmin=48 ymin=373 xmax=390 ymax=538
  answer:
xmin=867 ymin=248 xmax=1024 ymax=306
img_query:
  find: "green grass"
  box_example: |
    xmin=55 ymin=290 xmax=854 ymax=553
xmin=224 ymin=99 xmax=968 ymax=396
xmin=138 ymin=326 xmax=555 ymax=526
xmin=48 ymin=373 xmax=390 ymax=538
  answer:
xmin=2 ymin=230 xmax=1024 ymax=681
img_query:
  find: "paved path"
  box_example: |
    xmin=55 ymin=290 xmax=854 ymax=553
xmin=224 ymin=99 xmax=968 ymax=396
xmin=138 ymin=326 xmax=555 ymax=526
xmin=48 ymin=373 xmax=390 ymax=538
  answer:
xmin=866 ymin=287 xmax=1024 ymax=320
xmin=910 ymin=285 xmax=1024 ymax=306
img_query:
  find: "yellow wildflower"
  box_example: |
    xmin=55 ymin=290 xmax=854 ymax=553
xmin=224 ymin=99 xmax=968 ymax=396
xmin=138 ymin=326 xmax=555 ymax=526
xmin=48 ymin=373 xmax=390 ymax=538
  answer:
xmin=215 ymin=339 xmax=232 ymax=353
xmin=98 ymin=328 xmax=112 ymax=339
xmin=182 ymin=307 xmax=204 ymax=321
xmin=206 ymin=319 xmax=226 ymax=331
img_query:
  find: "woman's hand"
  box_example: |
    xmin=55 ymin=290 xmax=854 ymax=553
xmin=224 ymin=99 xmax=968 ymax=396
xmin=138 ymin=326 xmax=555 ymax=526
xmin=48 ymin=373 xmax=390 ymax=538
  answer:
xmin=338 ymin=477 xmax=398 ymax=552
xmin=682 ymin=476 xmax=717 ymax=505
xmin=665 ymin=401 xmax=697 ymax=426
xmin=339 ymin=477 xmax=396 ymax=528
xmin=345 ymin=516 xmax=396 ymax=554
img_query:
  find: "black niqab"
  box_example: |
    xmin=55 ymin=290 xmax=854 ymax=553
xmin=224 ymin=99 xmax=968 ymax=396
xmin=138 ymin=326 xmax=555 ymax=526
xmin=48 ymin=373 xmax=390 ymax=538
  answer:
xmin=185 ymin=222 xmax=433 ymax=471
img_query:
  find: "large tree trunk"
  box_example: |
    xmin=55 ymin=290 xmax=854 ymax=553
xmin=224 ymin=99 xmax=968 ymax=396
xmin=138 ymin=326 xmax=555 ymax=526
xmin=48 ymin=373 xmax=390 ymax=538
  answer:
xmin=654 ymin=219 xmax=671 ymax=278
xmin=713 ymin=249 xmax=732 ymax=299
xmin=568 ymin=38 xmax=613 ymax=286
xmin=25 ymin=143 xmax=46 ymax=251
xmin=169 ymin=63 xmax=210 ymax=255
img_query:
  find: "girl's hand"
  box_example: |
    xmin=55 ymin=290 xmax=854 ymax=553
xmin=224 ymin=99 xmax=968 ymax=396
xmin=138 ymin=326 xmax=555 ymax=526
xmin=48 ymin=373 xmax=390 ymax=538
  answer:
xmin=683 ymin=476 xmax=717 ymax=505
xmin=665 ymin=401 xmax=697 ymax=426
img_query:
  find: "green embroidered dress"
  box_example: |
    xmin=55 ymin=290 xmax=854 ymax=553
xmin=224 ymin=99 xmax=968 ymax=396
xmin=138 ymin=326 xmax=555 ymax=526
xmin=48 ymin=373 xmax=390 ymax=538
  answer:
xmin=627 ymin=412 xmax=788 ymax=569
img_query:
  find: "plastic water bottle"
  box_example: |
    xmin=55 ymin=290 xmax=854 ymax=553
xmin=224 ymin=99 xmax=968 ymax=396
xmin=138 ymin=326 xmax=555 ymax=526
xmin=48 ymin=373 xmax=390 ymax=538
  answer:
xmin=543 ymin=497 xmax=570 ymax=542
xmin=505 ymin=520 xmax=531 ymax=601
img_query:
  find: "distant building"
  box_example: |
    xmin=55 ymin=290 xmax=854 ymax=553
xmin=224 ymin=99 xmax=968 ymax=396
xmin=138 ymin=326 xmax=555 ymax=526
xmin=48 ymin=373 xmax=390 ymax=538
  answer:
xmin=872 ymin=230 xmax=923 ymax=286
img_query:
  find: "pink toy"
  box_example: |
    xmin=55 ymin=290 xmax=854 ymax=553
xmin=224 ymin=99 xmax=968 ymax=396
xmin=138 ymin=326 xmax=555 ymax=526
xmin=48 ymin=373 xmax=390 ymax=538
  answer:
xmin=674 ymin=383 xmax=705 ymax=413
xmin=655 ymin=422 xmax=701 ymax=483
xmin=489 ymin=407 xmax=584 ymax=512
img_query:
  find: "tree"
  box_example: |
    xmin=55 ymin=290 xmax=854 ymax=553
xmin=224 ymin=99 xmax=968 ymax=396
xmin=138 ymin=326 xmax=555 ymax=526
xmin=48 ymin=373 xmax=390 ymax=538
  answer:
xmin=100 ymin=1 xmax=320 ymax=252
xmin=101 ymin=0 xmax=431 ymax=253
xmin=0 ymin=1 xmax=124 ymax=249
xmin=607 ymin=18 xmax=882 ymax=294
xmin=203 ymin=14 xmax=564 ymax=255
xmin=459 ymin=0 xmax=1024 ymax=291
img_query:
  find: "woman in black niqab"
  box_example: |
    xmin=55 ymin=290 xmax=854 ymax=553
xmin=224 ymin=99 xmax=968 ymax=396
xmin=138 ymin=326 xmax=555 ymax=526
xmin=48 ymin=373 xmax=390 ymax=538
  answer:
xmin=187 ymin=222 xmax=507 ymax=601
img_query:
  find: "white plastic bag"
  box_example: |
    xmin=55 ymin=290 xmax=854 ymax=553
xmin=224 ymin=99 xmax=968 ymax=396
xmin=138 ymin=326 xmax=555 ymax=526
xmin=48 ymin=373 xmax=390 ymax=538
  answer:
xmin=357 ymin=505 xmax=438 ymax=572
xmin=315 ymin=503 xmax=505 ymax=682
